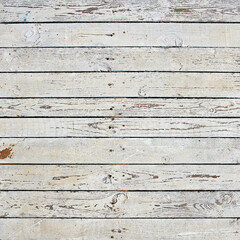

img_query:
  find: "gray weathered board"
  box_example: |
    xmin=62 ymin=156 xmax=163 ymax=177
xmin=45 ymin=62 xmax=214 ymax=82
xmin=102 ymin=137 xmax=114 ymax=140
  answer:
xmin=0 ymin=0 xmax=240 ymax=239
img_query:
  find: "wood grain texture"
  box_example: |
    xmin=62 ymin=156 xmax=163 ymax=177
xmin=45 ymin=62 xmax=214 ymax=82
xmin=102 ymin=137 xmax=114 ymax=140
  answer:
xmin=1 ymin=0 xmax=240 ymax=22
xmin=1 ymin=0 xmax=240 ymax=237
xmin=1 ymin=72 xmax=240 ymax=98
xmin=1 ymin=48 xmax=239 ymax=72
xmin=0 ymin=219 xmax=239 ymax=240
xmin=1 ymin=23 xmax=240 ymax=47
xmin=0 ymin=191 xmax=239 ymax=218
xmin=1 ymin=138 xmax=239 ymax=164
xmin=1 ymin=98 xmax=240 ymax=117
xmin=1 ymin=118 xmax=240 ymax=137
xmin=0 ymin=165 xmax=239 ymax=190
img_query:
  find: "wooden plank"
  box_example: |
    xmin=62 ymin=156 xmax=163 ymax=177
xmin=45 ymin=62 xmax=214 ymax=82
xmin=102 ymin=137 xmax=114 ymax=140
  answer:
xmin=0 ymin=48 xmax=239 ymax=72
xmin=0 ymin=165 xmax=239 ymax=190
xmin=1 ymin=98 xmax=240 ymax=117
xmin=1 ymin=23 xmax=240 ymax=47
xmin=1 ymin=72 xmax=240 ymax=98
xmin=0 ymin=219 xmax=239 ymax=240
xmin=0 ymin=191 xmax=239 ymax=218
xmin=0 ymin=118 xmax=240 ymax=137
xmin=0 ymin=0 xmax=239 ymax=22
xmin=1 ymin=138 xmax=240 ymax=164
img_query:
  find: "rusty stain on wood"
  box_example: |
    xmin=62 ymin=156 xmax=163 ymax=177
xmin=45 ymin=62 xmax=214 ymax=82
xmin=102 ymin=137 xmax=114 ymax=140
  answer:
xmin=0 ymin=144 xmax=14 ymax=160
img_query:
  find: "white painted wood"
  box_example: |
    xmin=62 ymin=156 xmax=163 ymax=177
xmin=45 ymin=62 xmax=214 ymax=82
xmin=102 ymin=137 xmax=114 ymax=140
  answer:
xmin=0 ymin=118 xmax=240 ymax=137
xmin=0 ymin=191 xmax=239 ymax=217
xmin=1 ymin=23 xmax=240 ymax=47
xmin=0 ymin=219 xmax=239 ymax=240
xmin=0 ymin=165 xmax=239 ymax=190
xmin=1 ymin=138 xmax=239 ymax=164
xmin=0 ymin=0 xmax=239 ymax=22
xmin=1 ymin=0 xmax=240 ymax=237
xmin=0 ymin=48 xmax=239 ymax=72
xmin=1 ymin=98 xmax=240 ymax=117
xmin=1 ymin=73 xmax=239 ymax=98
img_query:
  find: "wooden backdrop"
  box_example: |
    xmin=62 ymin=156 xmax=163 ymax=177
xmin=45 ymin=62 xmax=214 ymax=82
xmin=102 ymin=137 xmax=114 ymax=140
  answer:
xmin=0 ymin=0 xmax=240 ymax=239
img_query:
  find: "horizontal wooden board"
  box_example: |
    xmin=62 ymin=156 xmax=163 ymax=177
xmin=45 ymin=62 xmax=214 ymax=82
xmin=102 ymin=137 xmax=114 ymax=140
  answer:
xmin=0 ymin=118 xmax=240 ymax=137
xmin=0 ymin=191 xmax=239 ymax=218
xmin=0 ymin=219 xmax=239 ymax=240
xmin=1 ymin=72 xmax=240 ymax=98
xmin=0 ymin=48 xmax=239 ymax=72
xmin=1 ymin=0 xmax=240 ymax=22
xmin=0 ymin=165 xmax=239 ymax=190
xmin=1 ymin=138 xmax=240 ymax=164
xmin=1 ymin=23 xmax=240 ymax=47
xmin=1 ymin=98 xmax=240 ymax=117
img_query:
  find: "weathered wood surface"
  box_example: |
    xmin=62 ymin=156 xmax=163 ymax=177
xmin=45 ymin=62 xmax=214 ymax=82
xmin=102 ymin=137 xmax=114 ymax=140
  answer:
xmin=1 ymin=98 xmax=240 ymax=117
xmin=1 ymin=118 xmax=240 ymax=137
xmin=0 ymin=165 xmax=239 ymax=190
xmin=1 ymin=0 xmax=240 ymax=238
xmin=0 ymin=191 xmax=239 ymax=218
xmin=1 ymin=0 xmax=240 ymax=22
xmin=1 ymin=23 xmax=240 ymax=47
xmin=1 ymin=48 xmax=239 ymax=72
xmin=1 ymin=138 xmax=239 ymax=164
xmin=0 ymin=219 xmax=239 ymax=240
xmin=1 ymin=73 xmax=240 ymax=98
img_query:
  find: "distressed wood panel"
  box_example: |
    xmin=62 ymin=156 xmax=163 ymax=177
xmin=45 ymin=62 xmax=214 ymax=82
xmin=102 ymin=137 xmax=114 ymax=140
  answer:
xmin=1 ymin=48 xmax=239 ymax=72
xmin=1 ymin=72 xmax=240 ymax=98
xmin=0 ymin=219 xmax=239 ymax=240
xmin=0 ymin=118 xmax=240 ymax=137
xmin=1 ymin=23 xmax=240 ymax=47
xmin=0 ymin=0 xmax=240 ymax=22
xmin=1 ymin=0 xmax=240 ymax=237
xmin=0 ymin=191 xmax=239 ymax=218
xmin=1 ymin=138 xmax=239 ymax=164
xmin=1 ymin=98 xmax=240 ymax=117
xmin=0 ymin=165 xmax=239 ymax=190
